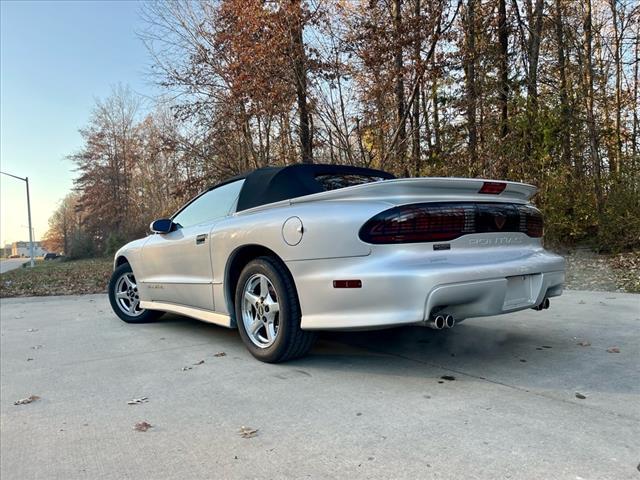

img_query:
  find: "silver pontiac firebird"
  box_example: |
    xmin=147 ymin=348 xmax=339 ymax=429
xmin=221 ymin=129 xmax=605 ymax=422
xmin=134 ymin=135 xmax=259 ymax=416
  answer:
xmin=108 ymin=164 xmax=565 ymax=363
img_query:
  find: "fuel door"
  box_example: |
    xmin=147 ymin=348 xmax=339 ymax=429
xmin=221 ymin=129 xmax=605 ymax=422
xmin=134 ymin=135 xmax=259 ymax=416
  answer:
xmin=282 ymin=216 xmax=304 ymax=246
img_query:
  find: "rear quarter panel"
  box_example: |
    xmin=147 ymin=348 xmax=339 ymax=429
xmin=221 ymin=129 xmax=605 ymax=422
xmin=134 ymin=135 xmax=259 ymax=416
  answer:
xmin=210 ymin=200 xmax=393 ymax=285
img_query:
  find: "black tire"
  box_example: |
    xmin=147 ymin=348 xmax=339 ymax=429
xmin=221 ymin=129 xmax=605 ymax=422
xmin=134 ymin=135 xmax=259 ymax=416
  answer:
xmin=235 ymin=256 xmax=315 ymax=363
xmin=108 ymin=263 xmax=163 ymax=324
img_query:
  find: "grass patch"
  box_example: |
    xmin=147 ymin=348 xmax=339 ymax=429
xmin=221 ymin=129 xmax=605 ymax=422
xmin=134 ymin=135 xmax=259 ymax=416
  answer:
xmin=0 ymin=258 xmax=112 ymax=298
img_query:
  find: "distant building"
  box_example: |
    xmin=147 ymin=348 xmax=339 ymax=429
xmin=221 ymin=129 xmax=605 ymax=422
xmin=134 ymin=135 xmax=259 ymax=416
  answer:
xmin=2 ymin=244 xmax=11 ymax=258
xmin=11 ymin=241 xmax=47 ymax=258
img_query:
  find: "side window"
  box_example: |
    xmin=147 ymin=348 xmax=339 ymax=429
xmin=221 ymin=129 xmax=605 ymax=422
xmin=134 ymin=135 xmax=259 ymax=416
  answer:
xmin=173 ymin=180 xmax=244 ymax=228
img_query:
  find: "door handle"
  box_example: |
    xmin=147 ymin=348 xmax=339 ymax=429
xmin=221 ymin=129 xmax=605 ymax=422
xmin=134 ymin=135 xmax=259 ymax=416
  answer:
xmin=195 ymin=234 xmax=207 ymax=245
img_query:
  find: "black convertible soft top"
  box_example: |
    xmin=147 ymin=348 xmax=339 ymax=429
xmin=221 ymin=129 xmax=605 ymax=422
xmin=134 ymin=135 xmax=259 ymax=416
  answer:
xmin=228 ymin=164 xmax=394 ymax=212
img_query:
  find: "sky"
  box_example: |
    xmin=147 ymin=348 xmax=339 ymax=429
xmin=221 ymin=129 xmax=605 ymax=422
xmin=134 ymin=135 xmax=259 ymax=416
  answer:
xmin=0 ymin=0 xmax=155 ymax=246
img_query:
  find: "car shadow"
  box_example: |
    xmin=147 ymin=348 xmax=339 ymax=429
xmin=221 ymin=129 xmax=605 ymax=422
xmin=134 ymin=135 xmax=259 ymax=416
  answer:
xmin=154 ymin=314 xmax=637 ymax=396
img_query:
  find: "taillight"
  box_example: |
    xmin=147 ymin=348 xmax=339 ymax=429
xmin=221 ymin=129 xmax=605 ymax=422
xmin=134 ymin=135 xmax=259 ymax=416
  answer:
xmin=359 ymin=202 xmax=543 ymax=244
xmin=519 ymin=205 xmax=544 ymax=237
xmin=359 ymin=204 xmax=471 ymax=244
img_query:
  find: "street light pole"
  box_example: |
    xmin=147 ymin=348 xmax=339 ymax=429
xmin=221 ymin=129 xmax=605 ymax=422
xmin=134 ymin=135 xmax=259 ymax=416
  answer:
xmin=25 ymin=177 xmax=35 ymax=267
xmin=1 ymin=171 xmax=35 ymax=267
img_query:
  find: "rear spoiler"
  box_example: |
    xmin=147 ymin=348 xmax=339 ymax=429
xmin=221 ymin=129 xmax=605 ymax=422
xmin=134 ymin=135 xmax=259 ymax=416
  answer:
xmin=290 ymin=177 xmax=538 ymax=205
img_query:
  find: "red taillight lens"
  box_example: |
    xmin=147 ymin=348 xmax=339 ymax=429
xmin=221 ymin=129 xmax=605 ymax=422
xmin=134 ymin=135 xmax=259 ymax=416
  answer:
xmin=360 ymin=202 xmax=544 ymax=244
xmin=359 ymin=204 xmax=472 ymax=244
xmin=479 ymin=182 xmax=507 ymax=194
xmin=520 ymin=206 xmax=544 ymax=237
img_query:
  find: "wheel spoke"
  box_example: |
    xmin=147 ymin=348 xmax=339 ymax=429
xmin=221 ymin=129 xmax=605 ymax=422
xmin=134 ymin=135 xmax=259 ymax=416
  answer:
xmin=245 ymin=291 xmax=259 ymax=305
xmin=249 ymin=318 xmax=263 ymax=335
xmin=116 ymin=291 xmax=128 ymax=300
xmin=123 ymin=275 xmax=134 ymax=289
xmin=259 ymin=276 xmax=268 ymax=297
xmin=130 ymin=298 xmax=140 ymax=312
xmin=265 ymin=323 xmax=275 ymax=342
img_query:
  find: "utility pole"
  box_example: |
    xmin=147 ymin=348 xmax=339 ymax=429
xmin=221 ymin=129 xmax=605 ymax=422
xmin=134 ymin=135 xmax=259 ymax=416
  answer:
xmin=1 ymin=171 xmax=35 ymax=267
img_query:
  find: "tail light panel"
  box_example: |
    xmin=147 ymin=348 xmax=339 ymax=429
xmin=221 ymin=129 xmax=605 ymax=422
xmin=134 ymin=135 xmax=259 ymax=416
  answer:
xmin=359 ymin=202 xmax=543 ymax=244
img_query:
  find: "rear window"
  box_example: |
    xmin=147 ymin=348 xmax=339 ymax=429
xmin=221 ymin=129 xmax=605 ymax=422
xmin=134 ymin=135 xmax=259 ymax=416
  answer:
xmin=315 ymin=174 xmax=387 ymax=191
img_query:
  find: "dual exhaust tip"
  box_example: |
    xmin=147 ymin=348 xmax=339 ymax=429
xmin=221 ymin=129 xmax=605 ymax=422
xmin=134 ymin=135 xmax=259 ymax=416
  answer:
xmin=428 ymin=314 xmax=455 ymax=330
xmin=532 ymin=298 xmax=550 ymax=311
xmin=429 ymin=298 xmax=551 ymax=329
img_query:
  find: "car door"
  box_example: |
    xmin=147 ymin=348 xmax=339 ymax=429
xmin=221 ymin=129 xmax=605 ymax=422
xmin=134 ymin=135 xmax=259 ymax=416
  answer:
xmin=139 ymin=179 xmax=245 ymax=311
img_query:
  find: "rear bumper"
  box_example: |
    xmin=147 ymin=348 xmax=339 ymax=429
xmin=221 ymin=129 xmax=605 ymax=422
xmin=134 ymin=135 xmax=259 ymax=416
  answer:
xmin=287 ymin=246 xmax=565 ymax=330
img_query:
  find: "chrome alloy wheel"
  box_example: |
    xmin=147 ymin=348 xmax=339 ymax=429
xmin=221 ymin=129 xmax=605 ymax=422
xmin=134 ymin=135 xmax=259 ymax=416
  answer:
xmin=241 ymin=273 xmax=280 ymax=348
xmin=114 ymin=272 xmax=144 ymax=317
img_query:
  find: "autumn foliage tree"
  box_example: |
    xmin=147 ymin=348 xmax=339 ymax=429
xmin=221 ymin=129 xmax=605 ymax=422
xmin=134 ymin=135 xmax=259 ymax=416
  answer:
xmin=42 ymin=193 xmax=80 ymax=255
xmin=47 ymin=0 xmax=640 ymax=255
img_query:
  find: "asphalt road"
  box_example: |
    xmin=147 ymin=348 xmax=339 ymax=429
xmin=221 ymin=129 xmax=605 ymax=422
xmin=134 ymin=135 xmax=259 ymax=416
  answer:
xmin=1 ymin=291 xmax=638 ymax=480
xmin=0 ymin=258 xmax=28 ymax=274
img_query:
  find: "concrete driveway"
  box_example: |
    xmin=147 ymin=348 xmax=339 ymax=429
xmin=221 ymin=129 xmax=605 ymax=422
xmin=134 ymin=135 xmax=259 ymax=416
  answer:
xmin=0 ymin=258 xmax=28 ymax=274
xmin=1 ymin=291 xmax=638 ymax=479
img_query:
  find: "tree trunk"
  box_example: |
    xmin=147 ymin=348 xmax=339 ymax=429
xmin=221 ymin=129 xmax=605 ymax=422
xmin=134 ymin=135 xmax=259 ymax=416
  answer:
xmin=290 ymin=0 xmax=312 ymax=164
xmin=633 ymin=19 xmax=639 ymax=163
xmin=526 ymin=0 xmax=544 ymax=108
xmin=411 ymin=0 xmax=421 ymax=175
xmin=393 ymin=0 xmax=407 ymax=167
xmin=431 ymin=75 xmax=441 ymax=158
xmin=609 ymin=0 xmax=622 ymax=175
xmin=583 ymin=0 xmax=603 ymax=212
xmin=524 ymin=0 xmax=544 ymax=166
xmin=498 ymin=0 xmax=509 ymax=139
xmin=464 ymin=0 xmax=478 ymax=171
xmin=421 ymin=82 xmax=433 ymax=154
xmin=554 ymin=0 xmax=572 ymax=170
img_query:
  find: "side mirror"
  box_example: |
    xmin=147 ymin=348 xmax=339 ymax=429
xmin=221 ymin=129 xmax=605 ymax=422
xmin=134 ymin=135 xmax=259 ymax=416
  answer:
xmin=150 ymin=218 xmax=174 ymax=234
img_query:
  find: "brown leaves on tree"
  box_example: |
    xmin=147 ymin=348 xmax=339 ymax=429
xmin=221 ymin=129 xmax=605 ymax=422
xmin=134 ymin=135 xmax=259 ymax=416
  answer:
xmin=27 ymin=0 xmax=640 ymax=265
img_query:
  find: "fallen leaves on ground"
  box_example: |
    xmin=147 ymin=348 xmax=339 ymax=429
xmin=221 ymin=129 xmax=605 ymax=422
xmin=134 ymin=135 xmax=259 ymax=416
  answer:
xmin=563 ymin=249 xmax=640 ymax=293
xmin=575 ymin=392 xmax=587 ymax=400
xmin=606 ymin=347 xmax=621 ymax=353
xmin=0 ymin=258 xmax=112 ymax=298
xmin=127 ymin=397 xmax=148 ymax=405
xmin=133 ymin=421 xmax=153 ymax=432
xmin=238 ymin=426 xmax=258 ymax=438
xmin=214 ymin=352 xmax=226 ymax=357
xmin=609 ymin=252 xmax=640 ymax=293
xmin=14 ymin=395 xmax=40 ymax=405
xmin=440 ymin=375 xmax=456 ymax=381
xmin=181 ymin=366 xmax=192 ymax=371
xmin=193 ymin=360 xmax=205 ymax=365
xmin=577 ymin=341 xmax=591 ymax=347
